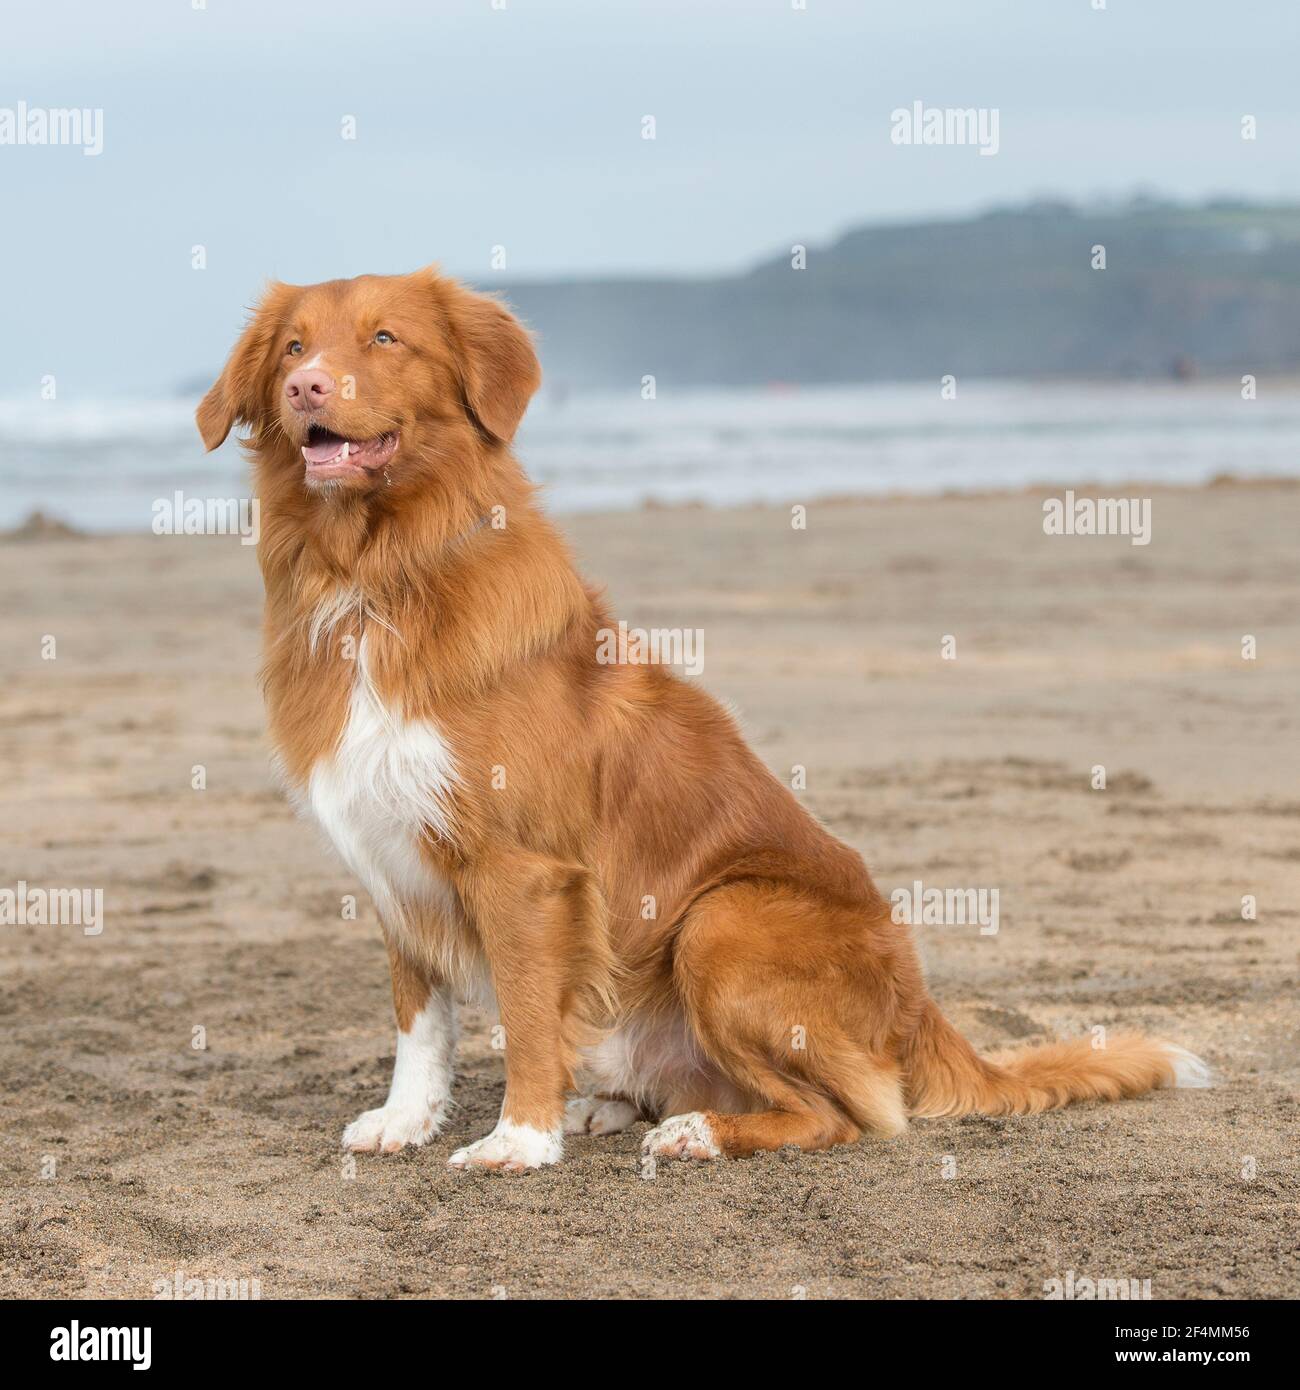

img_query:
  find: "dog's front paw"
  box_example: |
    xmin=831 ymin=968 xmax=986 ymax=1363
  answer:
xmin=448 ymin=1120 xmax=562 ymax=1172
xmin=343 ymin=1102 xmax=447 ymax=1153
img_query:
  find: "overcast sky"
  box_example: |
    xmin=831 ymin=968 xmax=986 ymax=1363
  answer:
xmin=3 ymin=0 xmax=1297 ymax=395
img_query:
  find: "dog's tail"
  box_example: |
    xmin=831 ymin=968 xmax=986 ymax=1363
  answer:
xmin=902 ymin=1000 xmax=1210 ymax=1118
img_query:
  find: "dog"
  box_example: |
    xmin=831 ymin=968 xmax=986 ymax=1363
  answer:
xmin=196 ymin=268 xmax=1209 ymax=1171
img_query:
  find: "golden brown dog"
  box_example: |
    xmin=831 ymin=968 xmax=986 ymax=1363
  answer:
xmin=196 ymin=268 xmax=1209 ymax=1170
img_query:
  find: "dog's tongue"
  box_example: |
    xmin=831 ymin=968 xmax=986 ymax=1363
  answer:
xmin=303 ymin=432 xmax=348 ymax=464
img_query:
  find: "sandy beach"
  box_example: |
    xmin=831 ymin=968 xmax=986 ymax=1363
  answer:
xmin=1 ymin=480 xmax=1297 ymax=1300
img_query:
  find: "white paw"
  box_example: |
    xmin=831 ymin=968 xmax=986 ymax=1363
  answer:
xmin=448 ymin=1120 xmax=563 ymax=1172
xmin=642 ymin=1111 xmax=720 ymax=1161
xmin=589 ymin=1099 xmax=640 ymax=1135
xmin=342 ymin=1101 xmax=447 ymax=1153
xmin=564 ymin=1097 xmax=599 ymax=1133
xmin=565 ymin=1096 xmax=640 ymax=1136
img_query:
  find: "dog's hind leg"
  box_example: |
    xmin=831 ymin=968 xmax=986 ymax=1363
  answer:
xmin=564 ymin=1095 xmax=641 ymax=1135
xmin=644 ymin=1103 xmax=859 ymax=1161
xmin=644 ymin=881 xmax=909 ymax=1161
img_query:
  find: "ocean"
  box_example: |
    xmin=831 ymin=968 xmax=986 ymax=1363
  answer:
xmin=1 ymin=380 xmax=1296 ymax=532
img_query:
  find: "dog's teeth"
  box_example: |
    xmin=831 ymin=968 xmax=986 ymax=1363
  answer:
xmin=341 ymin=442 xmax=349 ymax=459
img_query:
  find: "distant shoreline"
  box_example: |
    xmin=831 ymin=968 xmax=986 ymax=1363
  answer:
xmin=6 ymin=474 xmax=1297 ymax=543
xmin=6 ymin=378 xmax=1299 ymax=532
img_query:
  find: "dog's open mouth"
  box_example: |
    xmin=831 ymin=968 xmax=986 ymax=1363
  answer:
xmin=301 ymin=425 xmax=399 ymax=481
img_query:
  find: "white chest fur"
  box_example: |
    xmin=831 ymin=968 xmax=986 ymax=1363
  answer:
xmin=306 ymin=640 xmax=460 ymax=935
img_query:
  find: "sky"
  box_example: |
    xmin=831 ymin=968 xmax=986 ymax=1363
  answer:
xmin=2 ymin=0 xmax=1297 ymax=395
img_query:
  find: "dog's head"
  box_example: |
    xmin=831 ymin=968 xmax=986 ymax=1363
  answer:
xmin=196 ymin=269 xmax=541 ymax=495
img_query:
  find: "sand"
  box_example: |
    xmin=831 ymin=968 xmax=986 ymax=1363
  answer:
xmin=1 ymin=481 xmax=1297 ymax=1300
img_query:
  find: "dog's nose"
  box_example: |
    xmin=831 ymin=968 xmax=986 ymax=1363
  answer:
xmin=284 ymin=368 xmax=335 ymax=412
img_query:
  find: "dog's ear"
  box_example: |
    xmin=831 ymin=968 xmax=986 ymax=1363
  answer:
xmin=196 ymin=282 xmax=294 ymax=451
xmin=442 ymin=281 xmax=542 ymax=443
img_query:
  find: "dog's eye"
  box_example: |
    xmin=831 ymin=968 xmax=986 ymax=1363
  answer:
xmin=287 ymin=341 xmax=303 ymax=356
xmin=374 ymin=330 xmax=396 ymax=346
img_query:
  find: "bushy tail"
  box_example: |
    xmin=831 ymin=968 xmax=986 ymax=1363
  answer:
xmin=903 ymin=1000 xmax=1210 ymax=1118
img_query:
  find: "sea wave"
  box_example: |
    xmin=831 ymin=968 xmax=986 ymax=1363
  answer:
xmin=1 ymin=381 xmax=1297 ymax=531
